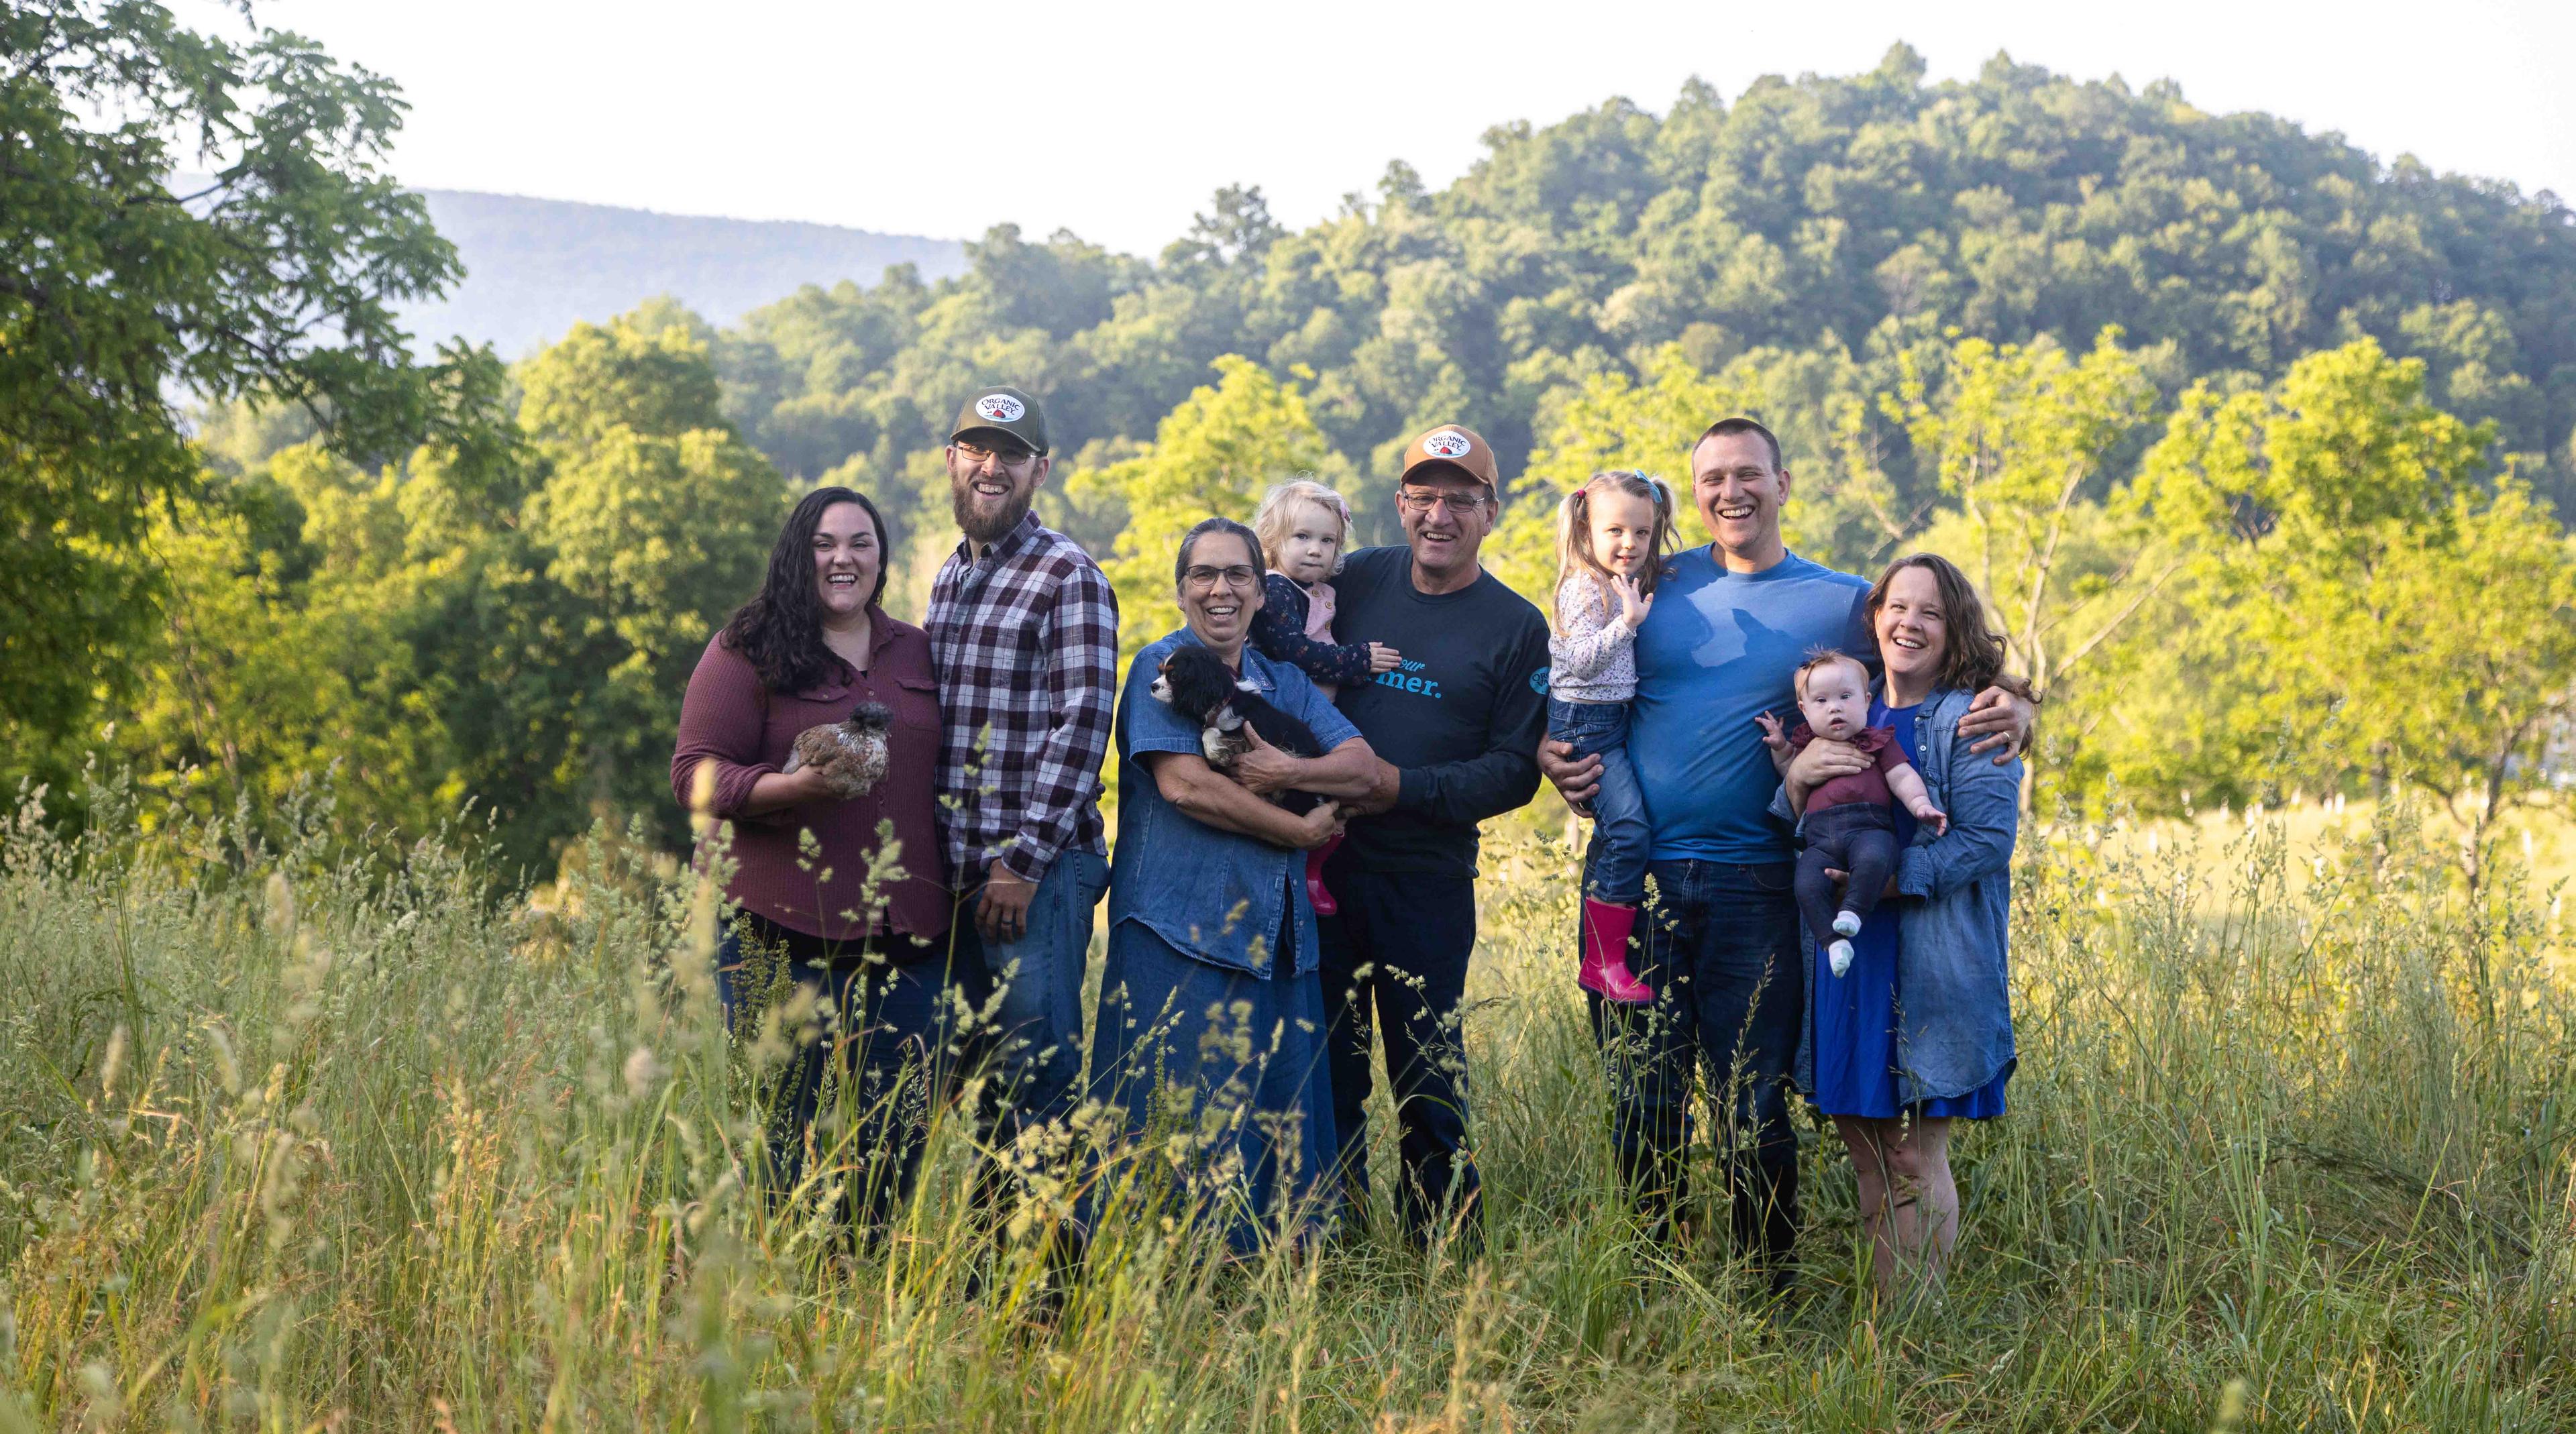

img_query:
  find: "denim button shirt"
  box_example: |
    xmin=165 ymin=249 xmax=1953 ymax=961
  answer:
xmin=1779 ymin=685 xmax=2022 ymax=1103
xmin=1109 ymin=629 xmax=1362 ymax=977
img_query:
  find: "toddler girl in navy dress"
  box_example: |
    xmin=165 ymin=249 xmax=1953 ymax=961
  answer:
xmin=1249 ymin=479 xmax=1401 ymax=915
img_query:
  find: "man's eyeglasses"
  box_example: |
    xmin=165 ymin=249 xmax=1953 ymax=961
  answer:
xmin=954 ymin=438 xmax=1038 ymax=471
xmin=1397 ymin=488 xmax=1489 ymax=516
xmin=1181 ymin=564 xmax=1260 ymax=592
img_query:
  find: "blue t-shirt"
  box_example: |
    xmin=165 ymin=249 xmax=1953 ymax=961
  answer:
xmin=1629 ymin=547 xmax=1874 ymax=863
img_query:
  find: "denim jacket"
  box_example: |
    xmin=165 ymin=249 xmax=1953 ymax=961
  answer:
xmin=1779 ymin=685 xmax=2021 ymax=1104
xmin=1108 ymin=628 xmax=1361 ymax=977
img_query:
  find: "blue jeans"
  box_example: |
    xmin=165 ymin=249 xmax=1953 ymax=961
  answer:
xmin=952 ymin=848 xmax=1111 ymax=1164
xmin=714 ymin=914 xmax=969 ymax=1231
xmin=1549 ymin=698 xmax=1650 ymax=904
xmin=1587 ymin=857 xmax=1804 ymax=1283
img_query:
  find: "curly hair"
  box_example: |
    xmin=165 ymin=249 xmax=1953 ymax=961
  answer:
xmin=718 ymin=486 xmax=890 ymax=694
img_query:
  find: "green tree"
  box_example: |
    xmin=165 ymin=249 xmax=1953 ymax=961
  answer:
xmin=519 ymin=312 xmax=788 ymax=832
xmin=107 ymin=306 xmax=782 ymax=872
xmin=2108 ymin=341 xmax=2512 ymax=819
xmin=1067 ymin=357 xmax=1343 ymax=655
xmin=2 ymin=0 xmax=468 ymax=753
xmin=1892 ymin=329 xmax=2162 ymax=709
xmin=2364 ymin=478 xmax=2576 ymax=892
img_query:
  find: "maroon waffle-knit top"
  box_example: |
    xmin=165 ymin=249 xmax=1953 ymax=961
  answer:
xmin=1787 ymin=723 xmax=1904 ymax=812
xmin=671 ymin=614 xmax=951 ymax=948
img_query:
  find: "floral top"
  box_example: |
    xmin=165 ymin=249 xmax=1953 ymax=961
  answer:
xmin=1547 ymin=573 xmax=1638 ymax=703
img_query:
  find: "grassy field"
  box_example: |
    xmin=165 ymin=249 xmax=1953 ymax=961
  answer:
xmin=3 ymin=775 xmax=2572 ymax=1431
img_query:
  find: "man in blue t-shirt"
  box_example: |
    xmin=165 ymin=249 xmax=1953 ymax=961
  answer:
xmin=1538 ymin=417 xmax=2029 ymax=1292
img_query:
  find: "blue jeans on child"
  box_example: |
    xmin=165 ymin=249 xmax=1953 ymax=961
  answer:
xmin=1792 ymin=801 xmax=1899 ymax=950
xmin=1549 ymin=698 xmax=1650 ymax=904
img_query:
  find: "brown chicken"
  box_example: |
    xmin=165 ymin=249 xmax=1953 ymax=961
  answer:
xmin=781 ymin=702 xmax=892 ymax=800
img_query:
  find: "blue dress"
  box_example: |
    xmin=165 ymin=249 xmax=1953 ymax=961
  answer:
xmin=1087 ymin=630 xmax=1360 ymax=1252
xmin=1808 ymin=698 xmax=2010 ymax=1120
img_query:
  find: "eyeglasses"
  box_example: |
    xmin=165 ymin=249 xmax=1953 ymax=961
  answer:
xmin=954 ymin=439 xmax=1038 ymax=472
xmin=1397 ymin=489 xmax=1489 ymax=516
xmin=1181 ymin=564 xmax=1259 ymax=592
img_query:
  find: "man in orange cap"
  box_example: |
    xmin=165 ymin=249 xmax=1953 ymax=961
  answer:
xmin=1306 ymin=423 xmax=1550 ymax=1250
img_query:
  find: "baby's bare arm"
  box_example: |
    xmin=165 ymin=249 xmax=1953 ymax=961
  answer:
xmin=1754 ymin=712 xmax=1792 ymax=774
xmin=1886 ymin=760 xmax=1947 ymax=830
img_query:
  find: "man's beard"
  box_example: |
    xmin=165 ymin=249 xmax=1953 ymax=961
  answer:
xmin=953 ymin=478 xmax=1035 ymax=544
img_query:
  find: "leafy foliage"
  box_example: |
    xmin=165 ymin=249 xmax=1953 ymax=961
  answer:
xmin=1068 ymin=356 xmax=1346 ymax=654
xmin=18 ymin=11 xmax=2576 ymax=869
xmin=1 ymin=0 xmax=471 ymax=749
xmin=713 ymin=44 xmax=2576 ymax=541
xmin=113 ymin=308 xmax=784 ymax=873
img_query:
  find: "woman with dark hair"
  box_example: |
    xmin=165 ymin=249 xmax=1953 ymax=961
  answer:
xmin=1088 ymin=516 xmax=1381 ymax=1253
xmin=671 ymin=486 xmax=955 ymax=1231
xmin=1779 ymin=551 xmax=2023 ymax=1303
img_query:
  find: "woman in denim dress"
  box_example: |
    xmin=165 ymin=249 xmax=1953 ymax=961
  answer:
xmin=1782 ymin=553 xmax=2023 ymax=1302
xmin=1089 ymin=518 xmax=1381 ymax=1254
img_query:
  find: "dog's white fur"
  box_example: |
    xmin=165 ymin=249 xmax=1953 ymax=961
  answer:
xmin=1149 ymin=671 xmax=1263 ymax=765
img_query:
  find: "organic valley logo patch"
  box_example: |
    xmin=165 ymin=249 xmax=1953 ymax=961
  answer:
xmin=1421 ymin=430 xmax=1473 ymax=459
xmin=976 ymin=393 xmax=1027 ymax=423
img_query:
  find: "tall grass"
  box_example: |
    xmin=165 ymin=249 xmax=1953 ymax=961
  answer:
xmin=3 ymin=772 xmax=2571 ymax=1430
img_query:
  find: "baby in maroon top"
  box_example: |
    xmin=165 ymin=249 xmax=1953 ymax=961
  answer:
xmin=1758 ymin=650 xmax=1946 ymax=977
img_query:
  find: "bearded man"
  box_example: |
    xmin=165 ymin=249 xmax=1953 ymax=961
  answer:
xmin=924 ymin=385 xmax=1119 ymax=1203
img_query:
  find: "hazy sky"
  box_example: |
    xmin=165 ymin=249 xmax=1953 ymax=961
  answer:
xmin=234 ymin=0 xmax=2576 ymax=255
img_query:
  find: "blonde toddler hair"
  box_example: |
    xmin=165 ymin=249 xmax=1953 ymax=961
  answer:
xmin=1551 ymin=470 xmax=1677 ymax=635
xmin=1252 ymin=478 xmax=1356 ymax=577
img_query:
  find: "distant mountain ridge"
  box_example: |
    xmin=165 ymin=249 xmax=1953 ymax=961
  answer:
xmin=394 ymin=188 xmax=964 ymax=358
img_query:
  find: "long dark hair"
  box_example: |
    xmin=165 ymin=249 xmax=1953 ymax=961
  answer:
xmin=1864 ymin=553 xmax=2008 ymax=696
xmin=720 ymin=486 xmax=890 ymax=693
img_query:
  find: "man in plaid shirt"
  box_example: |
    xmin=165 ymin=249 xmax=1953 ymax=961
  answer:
xmin=926 ymin=385 xmax=1119 ymax=1174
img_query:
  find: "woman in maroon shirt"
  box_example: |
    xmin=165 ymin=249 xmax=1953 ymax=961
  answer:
xmin=672 ymin=485 xmax=955 ymax=1231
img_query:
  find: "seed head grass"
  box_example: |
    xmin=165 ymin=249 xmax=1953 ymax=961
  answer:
xmin=1 ymin=773 xmax=2570 ymax=1429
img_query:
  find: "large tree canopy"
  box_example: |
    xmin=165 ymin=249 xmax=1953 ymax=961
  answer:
xmin=18 ymin=23 xmax=2576 ymax=868
xmin=713 ymin=43 xmax=2576 ymax=571
xmin=1 ymin=0 xmax=466 ymax=743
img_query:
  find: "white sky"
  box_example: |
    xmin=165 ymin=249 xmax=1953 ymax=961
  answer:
xmin=228 ymin=0 xmax=2576 ymax=255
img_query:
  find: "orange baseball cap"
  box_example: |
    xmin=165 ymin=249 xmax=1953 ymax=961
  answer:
xmin=1397 ymin=423 xmax=1500 ymax=497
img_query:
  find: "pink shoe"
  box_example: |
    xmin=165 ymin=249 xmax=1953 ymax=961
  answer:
xmin=1305 ymin=835 xmax=1342 ymax=917
xmin=1578 ymin=898 xmax=1655 ymax=1003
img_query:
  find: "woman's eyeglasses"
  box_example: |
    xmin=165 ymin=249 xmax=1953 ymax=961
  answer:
xmin=1181 ymin=565 xmax=1260 ymax=592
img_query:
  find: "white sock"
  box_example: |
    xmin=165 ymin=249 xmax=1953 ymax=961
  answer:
xmin=1829 ymin=939 xmax=1855 ymax=977
xmin=1832 ymin=909 xmax=1862 ymax=938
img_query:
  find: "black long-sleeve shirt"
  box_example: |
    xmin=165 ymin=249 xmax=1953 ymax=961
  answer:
xmin=1327 ymin=545 xmax=1550 ymax=878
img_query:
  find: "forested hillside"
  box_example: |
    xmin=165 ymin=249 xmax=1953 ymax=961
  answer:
xmin=24 ymin=22 xmax=2576 ymax=872
xmin=709 ymin=43 xmax=2576 ymax=570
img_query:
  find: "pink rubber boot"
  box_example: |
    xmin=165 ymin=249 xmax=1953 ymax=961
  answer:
xmin=1305 ymin=833 xmax=1343 ymax=917
xmin=1578 ymin=898 xmax=1655 ymax=1003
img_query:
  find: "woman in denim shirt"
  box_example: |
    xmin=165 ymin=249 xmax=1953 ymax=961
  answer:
xmin=1781 ymin=553 xmax=2023 ymax=1302
xmin=1090 ymin=518 xmax=1381 ymax=1253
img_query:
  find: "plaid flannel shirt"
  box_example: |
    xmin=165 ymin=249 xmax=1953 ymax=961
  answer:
xmin=926 ymin=512 xmax=1119 ymax=885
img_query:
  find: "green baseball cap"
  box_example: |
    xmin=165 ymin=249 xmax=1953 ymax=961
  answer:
xmin=949 ymin=385 xmax=1050 ymax=455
